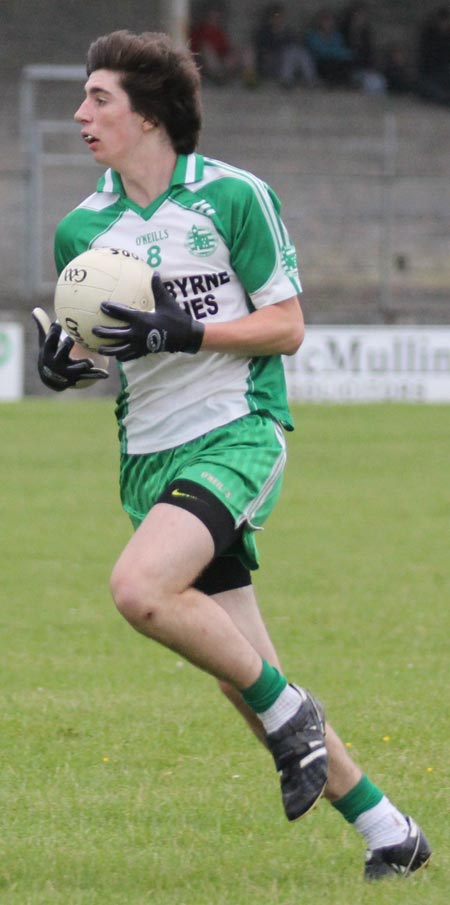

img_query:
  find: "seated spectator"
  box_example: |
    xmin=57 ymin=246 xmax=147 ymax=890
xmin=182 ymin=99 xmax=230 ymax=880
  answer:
xmin=339 ymin=1 xmax=386 ymax=93
xmin=253 ymin=2 xmax=318 ymax=88
xmin=190 ymin=2 xmax=238 ymax=84
xmin=382 ymin=43 xmax=416 ymax=95
xmin=416 ymin=4 xmax=450 ymax=106
xmin=305 ymin=7 xmax=354 ymax=87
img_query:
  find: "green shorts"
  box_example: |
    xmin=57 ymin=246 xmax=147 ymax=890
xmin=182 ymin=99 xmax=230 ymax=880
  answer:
xmin=120 ymin=413 xmax=287 ymax=571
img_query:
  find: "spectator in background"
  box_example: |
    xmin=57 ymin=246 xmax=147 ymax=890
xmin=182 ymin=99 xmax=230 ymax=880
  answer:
xmin=253 ymin=2 xmax=318 ymax=89
xmin=339 ymin=2 xmax=386 ymax=93
xmin=190 ymin=2 xmax=238 ymax=84
xmin=416 ymin=5 xmax=450 ymax=106
xmin=383 ymin=43 xmax=416 ymax=96
xmin=305 ymin=7 xmax=354 ymax=87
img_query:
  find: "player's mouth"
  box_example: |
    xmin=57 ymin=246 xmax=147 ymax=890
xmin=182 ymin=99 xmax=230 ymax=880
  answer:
xmin=83 ymin=133 xmax=99 ymax=147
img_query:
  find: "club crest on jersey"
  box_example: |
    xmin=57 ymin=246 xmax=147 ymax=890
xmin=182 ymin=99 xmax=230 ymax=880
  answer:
xmin=281 ymin=244 xmax=298 ymax=276
xmin=185 ymin=225 xmax=219 ymax=257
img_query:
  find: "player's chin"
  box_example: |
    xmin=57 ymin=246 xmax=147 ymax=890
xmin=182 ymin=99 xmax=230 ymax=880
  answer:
xmin=87 ymin=140 xmax=107 ymax=159
xmin=94 ymin=148 xmax=117 ymax=168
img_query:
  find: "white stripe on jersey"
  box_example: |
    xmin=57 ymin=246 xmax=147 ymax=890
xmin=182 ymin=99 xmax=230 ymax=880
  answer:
xmin=236 ymin=421 xmax=287 ymax=529
xmin=102 ymin=169 xmax=115 ymax=194
xmin=185 ymin=153 xmax=198 ymax=183
xmin=200 ymin=157 xmax=285 ymax=250
xmin=77 ymin=191 xmax=120 ymax=212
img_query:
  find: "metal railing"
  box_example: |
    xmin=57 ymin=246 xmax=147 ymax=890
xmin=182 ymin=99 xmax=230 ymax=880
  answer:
xmin=21 ymin=65 xmax=89 ymax=296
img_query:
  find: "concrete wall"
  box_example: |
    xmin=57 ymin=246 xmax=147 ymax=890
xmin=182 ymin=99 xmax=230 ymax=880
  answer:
xmin=1 ymin=0 xmax=168 ymax=69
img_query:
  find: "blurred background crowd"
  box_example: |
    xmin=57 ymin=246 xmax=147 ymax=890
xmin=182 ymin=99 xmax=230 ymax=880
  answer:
xmin=190 ymin=1 xmax=450 ymax=107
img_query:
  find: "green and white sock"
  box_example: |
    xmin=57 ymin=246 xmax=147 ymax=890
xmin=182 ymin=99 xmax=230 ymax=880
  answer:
xmin=332 ymin=775 xmax=409 ymax=849
xmin=241 ymin=659 xmax=303 ymax=733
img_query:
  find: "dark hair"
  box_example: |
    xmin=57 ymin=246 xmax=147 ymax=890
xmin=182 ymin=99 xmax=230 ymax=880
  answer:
xmin=86 ymin=30 xmax=202 ymax=153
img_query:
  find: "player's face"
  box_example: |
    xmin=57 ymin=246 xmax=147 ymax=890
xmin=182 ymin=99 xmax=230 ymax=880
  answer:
xmin=74 ymin=70 xmax=147 ymax=169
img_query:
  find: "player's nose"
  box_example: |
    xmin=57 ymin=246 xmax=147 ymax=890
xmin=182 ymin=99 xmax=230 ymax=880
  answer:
xmin=74 ymin=100 xmax=90 ymax=123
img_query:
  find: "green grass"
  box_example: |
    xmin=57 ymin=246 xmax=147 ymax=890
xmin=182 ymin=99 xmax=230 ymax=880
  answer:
xmin=1 ymin=399 xmax=449 ymax=904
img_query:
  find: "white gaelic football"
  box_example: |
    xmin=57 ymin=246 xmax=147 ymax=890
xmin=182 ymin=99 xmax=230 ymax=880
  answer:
xmin=54 ymin=247 xmax=155 ymax=353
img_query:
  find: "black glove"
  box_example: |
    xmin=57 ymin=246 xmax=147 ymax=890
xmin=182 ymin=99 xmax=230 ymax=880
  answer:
xmin=32 ymin=308 xmax=109 ymax=392
xmin=93 ymin=273 xmax=205 ymax=361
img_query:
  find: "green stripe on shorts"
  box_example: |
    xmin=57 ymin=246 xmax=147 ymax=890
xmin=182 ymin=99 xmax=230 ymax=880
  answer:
xmin=120 ymin=413 xmax=287 ymax=571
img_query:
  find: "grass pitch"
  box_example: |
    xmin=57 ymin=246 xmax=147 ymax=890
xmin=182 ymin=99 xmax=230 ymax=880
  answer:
xmin=1 ymin=399 xmax=449 ymax=904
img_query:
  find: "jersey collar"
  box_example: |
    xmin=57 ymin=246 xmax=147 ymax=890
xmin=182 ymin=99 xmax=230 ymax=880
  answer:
xmin=171 ymin=153 xmax=204 ymax=185
xmin=96 ymin=153 xmax=205 ymax=196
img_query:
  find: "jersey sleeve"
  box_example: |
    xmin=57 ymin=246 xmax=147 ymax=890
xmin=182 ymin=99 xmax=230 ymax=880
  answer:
xmin=54 ymin=208 xmax=99 ymax=276
xmin=54 ymin=217 xmax=76 ymax=275
xmin=210 ymin=175 xmax=302 ymax=307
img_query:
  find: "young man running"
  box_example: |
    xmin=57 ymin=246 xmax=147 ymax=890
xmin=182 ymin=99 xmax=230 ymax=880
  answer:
xmin=33 ymin=30 xmax=431 ymax=880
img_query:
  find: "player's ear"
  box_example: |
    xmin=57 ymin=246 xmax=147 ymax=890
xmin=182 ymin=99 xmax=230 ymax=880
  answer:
xmin=142 ymin=118 xmax=159 ymax=133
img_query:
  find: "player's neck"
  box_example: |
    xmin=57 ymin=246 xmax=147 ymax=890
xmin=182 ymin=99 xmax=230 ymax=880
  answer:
xmin=120 ymin=135 xmax=177 ymax=208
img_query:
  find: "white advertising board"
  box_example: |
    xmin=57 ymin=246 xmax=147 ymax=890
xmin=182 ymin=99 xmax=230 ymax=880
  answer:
xmin=0 ymin=323 xmax=24 ymax=400
xmin=284 ymin=326 xmax=450 ymax=403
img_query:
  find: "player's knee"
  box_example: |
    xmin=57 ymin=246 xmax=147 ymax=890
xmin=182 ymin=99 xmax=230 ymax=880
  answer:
xmin=109 ymin=560 xmax=163 ymax=628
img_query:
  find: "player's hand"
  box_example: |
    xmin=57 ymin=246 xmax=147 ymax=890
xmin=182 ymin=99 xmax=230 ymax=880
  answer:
xmin=93 ymin=273 xmax=205 ymax=361
xmin=32 ymin=308 xmax=109 ymax=391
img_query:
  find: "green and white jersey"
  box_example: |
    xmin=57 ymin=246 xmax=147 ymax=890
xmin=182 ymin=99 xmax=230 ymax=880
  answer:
xmin=55 ymin=153 xmax=302 ymax=454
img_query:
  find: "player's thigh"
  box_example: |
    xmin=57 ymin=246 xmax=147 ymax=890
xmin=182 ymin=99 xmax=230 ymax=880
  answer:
xmin=212 ymin=584 xmax=281 ymax=669
xmin=120 ymin=414 xmax=286 ymax=573
xmin=113 ymin=502 xmax=215 ymax=596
